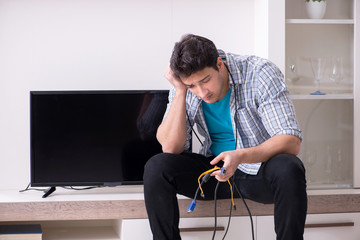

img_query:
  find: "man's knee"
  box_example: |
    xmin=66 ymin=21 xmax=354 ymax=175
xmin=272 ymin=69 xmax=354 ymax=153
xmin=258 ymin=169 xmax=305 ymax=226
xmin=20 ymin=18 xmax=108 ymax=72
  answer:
xmin=143 ymin=152 xmax=180 ymax=186
xmin=144 ymin=153 xmax=167 ymax=181
xmin=266 ymin=154 xmax=306 ymax=184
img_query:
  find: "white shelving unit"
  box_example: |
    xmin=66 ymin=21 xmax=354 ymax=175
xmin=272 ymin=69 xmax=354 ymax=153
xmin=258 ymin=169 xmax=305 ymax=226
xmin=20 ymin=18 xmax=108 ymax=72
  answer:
xmin=290 ymin=94 xmax=353 ymax=100
xmin=284 ymin=0 xmax=359 ymax=189
xmin=258 ymin=213 xmax=360 ymax=240
xmin=286 ymin=19 xmax=354 ymax=24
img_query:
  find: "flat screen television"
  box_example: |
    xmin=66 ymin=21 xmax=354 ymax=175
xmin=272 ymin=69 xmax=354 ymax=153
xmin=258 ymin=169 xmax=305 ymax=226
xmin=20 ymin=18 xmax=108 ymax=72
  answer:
xmin=30 ymin=90 xmax=169 ymax=195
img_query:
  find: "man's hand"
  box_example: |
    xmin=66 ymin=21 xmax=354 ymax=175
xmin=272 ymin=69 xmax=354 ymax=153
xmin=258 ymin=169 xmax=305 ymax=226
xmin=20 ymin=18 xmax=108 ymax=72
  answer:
xmin=164 ymin=64 xmax=187 ymax=92
xmin=209 ymin=135 xmax=302 ymax=182
xmin=210 ymin=150 xmax=243 ymax=182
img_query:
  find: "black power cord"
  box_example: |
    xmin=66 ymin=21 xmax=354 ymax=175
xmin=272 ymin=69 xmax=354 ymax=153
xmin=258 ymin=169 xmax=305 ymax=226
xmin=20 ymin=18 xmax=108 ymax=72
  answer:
xmin=234 ymin=183 xmax=255 ymax=240
xmin=19 ymin=183 xmax=100 ymax=193
xmin=211 ymin=176 xmax=255 ymax=240
xmin=212 ymin=178 xmax=235 ymax=240
xmin=212 ymin=181 xmax=220 ymax=240
xmin=212 ymin=181 xmax=235 ymax=240
xmin=221 ymin=178 xmax=235 ymax=240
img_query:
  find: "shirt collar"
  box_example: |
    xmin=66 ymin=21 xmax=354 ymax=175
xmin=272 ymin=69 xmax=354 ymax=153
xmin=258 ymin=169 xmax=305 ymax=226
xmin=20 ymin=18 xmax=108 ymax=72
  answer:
xmin=218 ymin=49 xmax=243 ymax=86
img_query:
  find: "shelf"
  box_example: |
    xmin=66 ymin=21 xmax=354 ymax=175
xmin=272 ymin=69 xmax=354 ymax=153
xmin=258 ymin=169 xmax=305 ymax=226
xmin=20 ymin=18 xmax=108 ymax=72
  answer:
xmin=307 ymin=184 xmax=353 ymax=190
xmin=287 ymin=82 xmax=353 ymax=100
xmin=286 ymin=19 xmax=354 ymax=24
xmin=44 ymin=226 xmax=119 ymax=240
xmin=290 ymin=94 xmax=353 ymax=100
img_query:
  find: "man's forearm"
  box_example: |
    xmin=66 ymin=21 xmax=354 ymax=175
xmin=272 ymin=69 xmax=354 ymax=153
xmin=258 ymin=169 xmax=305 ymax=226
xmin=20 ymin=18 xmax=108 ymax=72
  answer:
xmin=210 ymin=134 xmax=301 ymax=182
xmin=240 ymin=134 xmax=302 ymax=164
xmin=157 ymin=89 xmax=188 ymax=154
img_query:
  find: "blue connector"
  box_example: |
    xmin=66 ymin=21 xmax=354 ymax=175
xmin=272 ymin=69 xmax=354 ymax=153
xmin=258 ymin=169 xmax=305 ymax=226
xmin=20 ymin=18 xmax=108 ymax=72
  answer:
xmin=220 ymin=167 xmax=227 ymax=176
xmin=187 ymin=200 xmax=197 ymax=213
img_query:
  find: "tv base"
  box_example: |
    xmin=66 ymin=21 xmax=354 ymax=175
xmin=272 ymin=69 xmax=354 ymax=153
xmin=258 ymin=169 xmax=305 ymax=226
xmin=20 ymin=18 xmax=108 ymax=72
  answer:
xmin=42 ymin=187 xmax=56 ymax=198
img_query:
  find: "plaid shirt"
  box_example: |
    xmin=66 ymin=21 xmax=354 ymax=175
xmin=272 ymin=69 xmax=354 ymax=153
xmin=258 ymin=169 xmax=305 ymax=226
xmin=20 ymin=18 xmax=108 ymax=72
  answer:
xmin=164 ymin=51 xmax=302 ymax=175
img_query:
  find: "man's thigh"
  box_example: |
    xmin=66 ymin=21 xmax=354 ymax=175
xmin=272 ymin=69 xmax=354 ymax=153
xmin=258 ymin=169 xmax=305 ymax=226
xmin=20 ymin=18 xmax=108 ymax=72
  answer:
xmin=233 ymin=154 xmax=305 ymax=204
xmin=146 ymin=152 xmax=218 ymax=199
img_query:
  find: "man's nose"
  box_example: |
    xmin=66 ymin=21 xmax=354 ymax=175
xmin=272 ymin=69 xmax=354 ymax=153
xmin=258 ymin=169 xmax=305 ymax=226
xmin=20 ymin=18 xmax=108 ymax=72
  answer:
xmin=195 ymin=86 xmax=207 ymax=99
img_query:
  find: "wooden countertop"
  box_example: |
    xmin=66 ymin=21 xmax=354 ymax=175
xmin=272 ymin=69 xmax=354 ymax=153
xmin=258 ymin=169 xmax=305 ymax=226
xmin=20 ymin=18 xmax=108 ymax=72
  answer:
xmin=1 ymin=187 xmax=360 ymax=222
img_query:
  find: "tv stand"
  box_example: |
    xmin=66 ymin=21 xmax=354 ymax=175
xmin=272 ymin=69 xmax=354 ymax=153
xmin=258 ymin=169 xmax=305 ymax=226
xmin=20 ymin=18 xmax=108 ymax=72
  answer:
xmin=42 ymin=186 xmax=56 ymax=198
xmin=1 ymin=188 xmax=360 ymax=240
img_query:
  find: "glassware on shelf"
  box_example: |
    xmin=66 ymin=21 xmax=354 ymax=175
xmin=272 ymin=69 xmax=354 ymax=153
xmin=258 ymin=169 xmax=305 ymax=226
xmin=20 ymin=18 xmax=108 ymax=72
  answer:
xmin=329 ymin=56 xmax=343 ymax=84
xmin=310 ymin=57 xmax=327 ymax=95
xmin=286 ymin=57 xmax=300 ymax=94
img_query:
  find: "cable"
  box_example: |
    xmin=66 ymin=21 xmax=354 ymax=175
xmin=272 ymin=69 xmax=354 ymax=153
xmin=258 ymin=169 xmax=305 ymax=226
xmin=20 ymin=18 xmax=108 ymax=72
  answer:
xmin=196 ymin=167 xmax=235 ymax=208
xmin=197 ymin=167 xmax=220 ymax=198
xmin=222 ymin=198 xmax=233 ymax=240
xmin=191 ymin=167 xmax=236 ymax=240
xmin=62 ymin=186 xmax=100 ymax=190
xmin=186 ymin=111 xmax=204 ymax=147
xmin=208 ymin=173 xmax=255 ymax=240
xmin=19 ymin=183 xmax=101 ymax=193
xmin=212 ymin=177 xmax=236 ymax=240
xmin=212 ymin=181 xmax=220 ymax=240
xmin=19 ymin=183 xmax=45 ymax=192
xmin=221 ymin=177 xmax=235 ymax=240
xmin=187 ymin=167 xmax=235 ymax=215
xmin=224 ymin=63 xmax=238 ymax=149
xmin=234 ymin=183 xmax=255 ymax=240
xmin=187 ymin=169 xmax=217 ymax=213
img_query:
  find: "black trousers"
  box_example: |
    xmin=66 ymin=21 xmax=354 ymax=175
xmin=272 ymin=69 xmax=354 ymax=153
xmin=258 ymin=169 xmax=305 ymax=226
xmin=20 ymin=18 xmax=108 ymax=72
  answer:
xmin=143 ymin=152 xmax=307 ymax=240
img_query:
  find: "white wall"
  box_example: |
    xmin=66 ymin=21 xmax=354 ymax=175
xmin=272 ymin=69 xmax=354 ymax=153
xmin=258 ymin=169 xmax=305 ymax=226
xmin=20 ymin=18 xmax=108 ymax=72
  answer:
xmin=0 ymin=0 xmax=258 ymax=190
xmin=254 ymin=0 xmax=285 ymax=72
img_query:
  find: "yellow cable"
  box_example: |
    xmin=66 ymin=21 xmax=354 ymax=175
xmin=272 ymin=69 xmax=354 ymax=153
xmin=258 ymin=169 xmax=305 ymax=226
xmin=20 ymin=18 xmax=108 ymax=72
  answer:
xmin=227 ymin=179 xmax=235 ymax=207
xmin=197 ymin=167 xmax=235 ymax=208
xmin=197 ymin=167 xmax=220 ymax=197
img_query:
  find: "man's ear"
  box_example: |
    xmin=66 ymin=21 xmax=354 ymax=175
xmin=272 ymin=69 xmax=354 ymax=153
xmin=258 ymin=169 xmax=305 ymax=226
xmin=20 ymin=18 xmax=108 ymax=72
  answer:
xmin=217 ymin=57 xmax=226 ymax=70
xmin=217 ymin=57 xmax=222 ymax=68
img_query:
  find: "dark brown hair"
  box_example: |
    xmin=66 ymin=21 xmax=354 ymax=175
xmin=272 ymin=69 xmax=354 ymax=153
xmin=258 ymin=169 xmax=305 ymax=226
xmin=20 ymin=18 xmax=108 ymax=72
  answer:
xmin=170 ymin=34 xmax=219 ymax=80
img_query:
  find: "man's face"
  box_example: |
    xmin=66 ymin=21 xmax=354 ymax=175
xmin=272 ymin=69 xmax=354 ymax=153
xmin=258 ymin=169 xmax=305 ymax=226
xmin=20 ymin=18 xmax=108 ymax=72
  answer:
xmin=181 ymin=60 xmax=229 ymax=104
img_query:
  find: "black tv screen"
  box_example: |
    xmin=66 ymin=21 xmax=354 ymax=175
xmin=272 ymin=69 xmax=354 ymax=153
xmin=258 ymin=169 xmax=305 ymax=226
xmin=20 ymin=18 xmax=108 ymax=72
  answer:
xmin=30 ymin=90 xmax=169 ymax=187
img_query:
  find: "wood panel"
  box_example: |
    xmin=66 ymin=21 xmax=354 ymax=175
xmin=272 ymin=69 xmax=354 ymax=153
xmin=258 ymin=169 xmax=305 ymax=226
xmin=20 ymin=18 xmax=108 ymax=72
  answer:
xmin=1 ymin=194 xmax=360 ymax=222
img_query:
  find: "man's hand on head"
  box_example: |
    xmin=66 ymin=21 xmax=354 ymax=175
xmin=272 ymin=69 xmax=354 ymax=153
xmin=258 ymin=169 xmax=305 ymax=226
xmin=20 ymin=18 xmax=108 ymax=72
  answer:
xmin=164 ymin=64 xmax=187 ymax=93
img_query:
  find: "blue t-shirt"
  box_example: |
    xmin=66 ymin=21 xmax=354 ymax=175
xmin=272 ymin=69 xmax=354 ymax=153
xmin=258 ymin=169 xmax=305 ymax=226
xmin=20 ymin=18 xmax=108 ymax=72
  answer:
xmin=202 ymin=89 xmax=235 ymax=156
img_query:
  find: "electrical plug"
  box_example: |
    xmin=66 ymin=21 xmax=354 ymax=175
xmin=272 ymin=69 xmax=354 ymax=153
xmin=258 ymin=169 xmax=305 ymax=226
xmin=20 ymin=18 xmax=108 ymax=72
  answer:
xmin=187 ymin=199 xmax=196 ymax=213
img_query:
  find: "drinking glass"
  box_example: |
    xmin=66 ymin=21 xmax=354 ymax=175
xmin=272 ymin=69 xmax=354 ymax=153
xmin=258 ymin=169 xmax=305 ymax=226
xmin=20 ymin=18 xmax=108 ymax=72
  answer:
xmin=329 ymin=56 xmax=343 ymax=84
xmin=286 ymin=57 xmax=300 ymax=93
xmin=310 ymin=57 xmax=327 ymax=95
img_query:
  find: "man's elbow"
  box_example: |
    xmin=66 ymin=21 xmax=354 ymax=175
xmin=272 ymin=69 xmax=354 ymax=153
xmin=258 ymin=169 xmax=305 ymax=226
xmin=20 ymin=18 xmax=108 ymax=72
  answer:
xmin=291 ymin=136 xmax=302 ymax=156
xmin=157 ymin=133 xmax=186 ymax=154
xmin=161 ymin=145 xmax=184 ymax=154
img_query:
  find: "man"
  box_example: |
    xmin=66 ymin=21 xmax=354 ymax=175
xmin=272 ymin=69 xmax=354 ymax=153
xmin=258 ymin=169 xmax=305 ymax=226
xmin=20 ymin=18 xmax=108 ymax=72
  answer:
xmin=143 ymin=34 xmax=307 ymax=240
